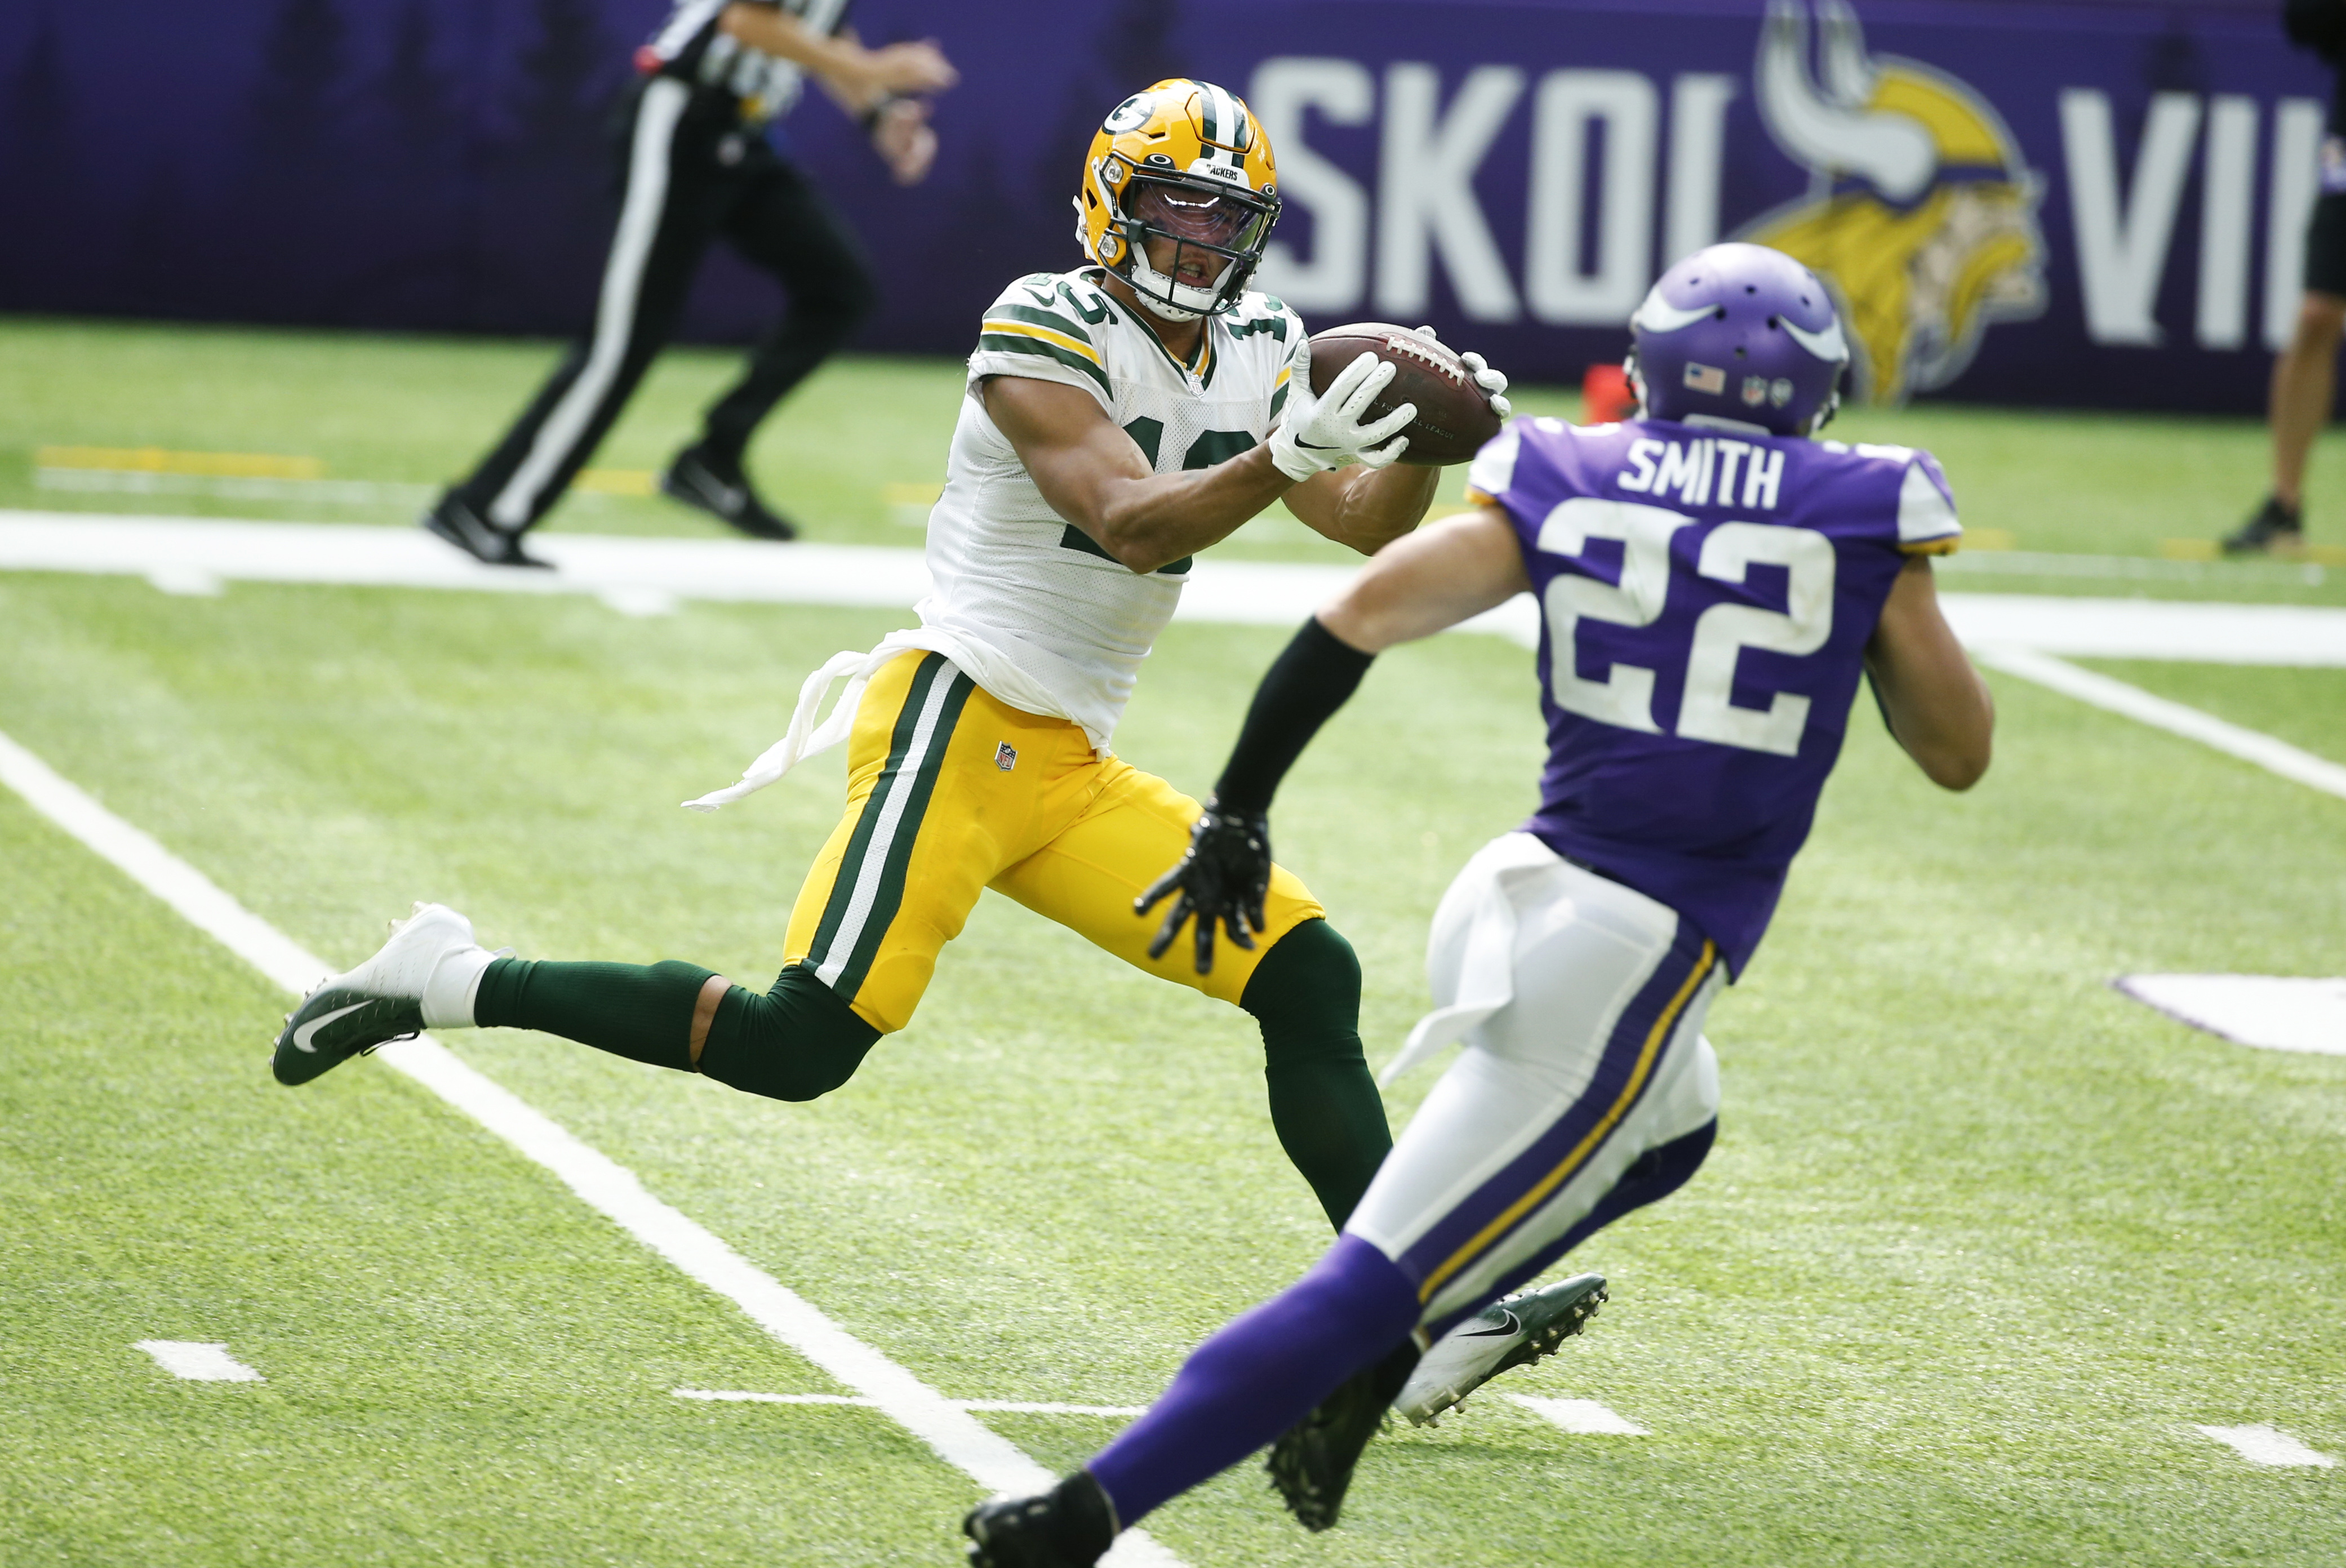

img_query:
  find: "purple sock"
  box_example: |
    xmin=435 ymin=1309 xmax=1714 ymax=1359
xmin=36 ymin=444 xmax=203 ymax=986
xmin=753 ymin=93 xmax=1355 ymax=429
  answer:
xmin=1086 ymin=1234 xmax=1420 ymax=1526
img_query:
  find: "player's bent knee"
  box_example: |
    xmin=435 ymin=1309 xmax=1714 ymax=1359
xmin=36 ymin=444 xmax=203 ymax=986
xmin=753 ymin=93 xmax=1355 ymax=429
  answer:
xmin=1242 ymin=918 xmax=1363 ymax=1052
xmin=696 ymin=964 xmax=882 ymax=1103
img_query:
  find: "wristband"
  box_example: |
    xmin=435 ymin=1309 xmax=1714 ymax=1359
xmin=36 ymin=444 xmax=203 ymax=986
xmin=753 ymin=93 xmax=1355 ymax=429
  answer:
xmin=1212 ymin=616 xmax=1376 ymax=813
xmin=860 ymin=94 xmax=909 ymax=133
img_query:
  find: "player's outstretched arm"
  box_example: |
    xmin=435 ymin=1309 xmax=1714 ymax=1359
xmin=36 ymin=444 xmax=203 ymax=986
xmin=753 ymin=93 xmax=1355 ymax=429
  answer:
xmin=717 ymin=5 xmax=957 ymax=102
xmin=1138 ymin=508 xmax=1530 ymax=971
xmin=984 ymin=376 xmax=1296 ymax=575
xmin=1316 ymin=507 xmax=1529 ymax=651
xmin=1863 ymin=556 xmax=1994 ymax=790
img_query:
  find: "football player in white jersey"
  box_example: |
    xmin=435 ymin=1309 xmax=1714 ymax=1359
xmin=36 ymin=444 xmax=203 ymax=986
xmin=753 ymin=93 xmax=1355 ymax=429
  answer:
xmin=273 ymin=83 xmax=1509 ymax=1263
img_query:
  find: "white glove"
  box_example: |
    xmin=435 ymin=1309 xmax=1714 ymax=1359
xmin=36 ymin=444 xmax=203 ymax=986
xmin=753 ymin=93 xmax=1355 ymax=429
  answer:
xmin=1268 ymin=352 xmax=1415 ymax=481
xmin=1412 ymin=326 xmax=1512 ymax=420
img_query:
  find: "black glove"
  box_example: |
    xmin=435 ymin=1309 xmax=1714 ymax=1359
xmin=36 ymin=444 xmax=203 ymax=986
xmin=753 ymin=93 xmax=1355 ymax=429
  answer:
xmin=1134 ymin=797 xmax=1272 ymax=975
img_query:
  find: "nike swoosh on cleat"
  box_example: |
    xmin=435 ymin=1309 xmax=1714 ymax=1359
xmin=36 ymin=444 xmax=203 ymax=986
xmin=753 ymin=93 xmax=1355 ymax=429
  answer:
xmin=1459 ymin=1309 xmax=1522 ymax=1339
xmin=291 ymin=1001 xmax=368 ymax=1053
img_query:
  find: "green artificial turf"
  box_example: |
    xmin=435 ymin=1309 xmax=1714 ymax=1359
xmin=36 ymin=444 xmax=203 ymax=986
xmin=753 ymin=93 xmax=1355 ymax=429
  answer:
xmin=1 ymin=562 xmax=2340 ymax=1566
xmin=2078 ymin=661 xmax=2346 ymax=770
xmin=0 ymin=769 xmax=980 ymax=1567
xmin=6 ymin=316 xmax=2346 ymax=600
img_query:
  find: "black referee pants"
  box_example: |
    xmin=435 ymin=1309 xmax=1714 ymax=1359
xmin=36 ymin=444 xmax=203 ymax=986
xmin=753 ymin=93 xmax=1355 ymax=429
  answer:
xmin=456 ymin=75 xmax=877 ymax=535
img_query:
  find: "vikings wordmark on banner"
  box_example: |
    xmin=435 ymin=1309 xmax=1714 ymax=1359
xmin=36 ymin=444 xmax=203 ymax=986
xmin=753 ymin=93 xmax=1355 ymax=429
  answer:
xmin=1741 ymin=0 xmax=2048 ymax=406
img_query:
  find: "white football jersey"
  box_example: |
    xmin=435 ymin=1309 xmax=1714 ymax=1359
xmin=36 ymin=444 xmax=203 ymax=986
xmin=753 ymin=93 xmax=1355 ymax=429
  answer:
xmin=918 ymin=266 xmax=1307 ymax=749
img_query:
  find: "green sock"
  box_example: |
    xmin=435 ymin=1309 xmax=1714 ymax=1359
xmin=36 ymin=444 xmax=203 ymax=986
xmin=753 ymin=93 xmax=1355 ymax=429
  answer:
xmin=473 ymin=957 xmax=715 ymax=1072
xmin=1242 ymin=920 xmax=1393 ymax=1229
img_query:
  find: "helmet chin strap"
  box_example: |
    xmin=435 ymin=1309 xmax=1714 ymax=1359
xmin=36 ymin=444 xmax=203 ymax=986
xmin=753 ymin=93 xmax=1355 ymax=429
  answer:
xmin=1126 ymin=238 xmax=1225 ymax=322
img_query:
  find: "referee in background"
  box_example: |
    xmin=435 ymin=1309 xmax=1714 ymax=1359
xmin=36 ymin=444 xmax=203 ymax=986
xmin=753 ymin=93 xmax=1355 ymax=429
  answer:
xmin=2229 ymin=0 xmax=2345 ymax=554
xmin=424 ymin=1 xmax=956 ymax=566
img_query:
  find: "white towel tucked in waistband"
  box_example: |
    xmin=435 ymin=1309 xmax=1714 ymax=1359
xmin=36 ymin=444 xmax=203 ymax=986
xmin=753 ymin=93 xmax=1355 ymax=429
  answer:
xmin=681 ymin=624 xmax=1090 ymax=812
xmin=1379 ymin=832 xmax=1565 ymax=1085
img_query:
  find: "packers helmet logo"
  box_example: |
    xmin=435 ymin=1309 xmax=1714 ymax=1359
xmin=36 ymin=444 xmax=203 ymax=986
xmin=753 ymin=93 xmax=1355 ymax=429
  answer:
xmin=1073 ymin=78 xmax=1283 ymax=323
xmin=1102 ymin=93 xmax=1153 ymax=134
xmin=1738 ymin=0 xmax=2047 ymax=406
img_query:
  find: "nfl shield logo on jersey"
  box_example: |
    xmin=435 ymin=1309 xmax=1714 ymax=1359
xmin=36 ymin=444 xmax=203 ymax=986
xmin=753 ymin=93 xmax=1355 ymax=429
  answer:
xmin=995 ymin=742 xmax=1018 ymax=772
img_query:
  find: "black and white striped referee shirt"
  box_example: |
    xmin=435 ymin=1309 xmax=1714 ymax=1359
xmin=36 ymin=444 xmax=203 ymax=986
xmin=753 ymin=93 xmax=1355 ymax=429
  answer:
xmin=636 ymin=0 xmax=855 ymax=125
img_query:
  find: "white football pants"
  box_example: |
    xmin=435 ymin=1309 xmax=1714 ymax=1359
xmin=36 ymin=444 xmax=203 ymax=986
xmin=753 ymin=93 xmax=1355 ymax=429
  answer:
xmin=1345 ymin=832 xmax=1723 ymax=1331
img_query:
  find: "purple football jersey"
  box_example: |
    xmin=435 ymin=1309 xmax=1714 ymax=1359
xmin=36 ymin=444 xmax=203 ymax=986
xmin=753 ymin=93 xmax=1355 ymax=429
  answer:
xmin=1466 ymin=416 xmax=1961 ymax=976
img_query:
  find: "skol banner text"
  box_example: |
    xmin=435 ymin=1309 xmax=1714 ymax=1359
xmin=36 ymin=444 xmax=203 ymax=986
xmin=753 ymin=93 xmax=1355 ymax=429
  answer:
xmin=0 ymin=0 xmax=2318 ymax=411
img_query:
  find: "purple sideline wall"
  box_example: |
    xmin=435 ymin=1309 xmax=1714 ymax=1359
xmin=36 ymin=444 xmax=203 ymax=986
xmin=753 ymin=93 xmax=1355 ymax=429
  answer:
xmin=0 ymin=0 xmax=2325 ymax=411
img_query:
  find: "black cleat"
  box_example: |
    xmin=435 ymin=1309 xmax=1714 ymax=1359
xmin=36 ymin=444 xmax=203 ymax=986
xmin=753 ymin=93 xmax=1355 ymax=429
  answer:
xmin=963 ymin=1472 xmax=1116 ymax=1568
xmin=1264 ymin=1339 xmax=1419 ymax=1533
xmin=420 ymin=491 xmax=552 ymax=568
xmin=2221 ymin=495 xmax=2304 ymax=557
xmin=272 ymin=903 xmax=479 ymax=1086
xmin=1394 ymin=1272 xmax=1608 ymax=1426
xmin=660 ymin=444 xmax=799 ymax=541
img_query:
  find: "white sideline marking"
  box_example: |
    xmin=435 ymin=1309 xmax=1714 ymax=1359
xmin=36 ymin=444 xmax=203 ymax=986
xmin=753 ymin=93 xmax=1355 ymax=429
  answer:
xmin=1947 ymin=594 xmax=2346 ymax=665
xmin=2193 ymin=1424 xmax=2338 ymax=1468
xmin=2114 ymin=975 xmax=2346 ymax=1056
xmin=678 ymin=1388 xmax=1147 ymax=1416
xmin=136 ymin=1340 xmax=263 ymax=1382
xmin=1975 ymin=647 xmax=2346 ymax=802
xmin=10 ymin=512 xmax=2346 ymax=663
xmin=0 ymin=727 xmax=1181 ymax=1568
xmin=1510 ymin=1394 xmax=1647 ymax=1436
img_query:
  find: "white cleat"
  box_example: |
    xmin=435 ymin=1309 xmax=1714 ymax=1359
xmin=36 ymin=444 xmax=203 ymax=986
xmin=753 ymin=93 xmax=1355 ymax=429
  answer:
xmin=270 ymin=903 xmax=490 ymax=1086
xmin=1396 ymin=1272 xmax=1608 ymax=1427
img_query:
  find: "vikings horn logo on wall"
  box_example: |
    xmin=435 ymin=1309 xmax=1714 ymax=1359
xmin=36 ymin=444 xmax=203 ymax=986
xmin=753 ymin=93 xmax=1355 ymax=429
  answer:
xmin=1739 ymin=0 xmax=2048 ymax=405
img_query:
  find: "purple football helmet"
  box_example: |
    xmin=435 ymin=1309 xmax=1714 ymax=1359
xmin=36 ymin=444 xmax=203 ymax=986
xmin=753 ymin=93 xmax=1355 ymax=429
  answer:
xmin=1626 ymin=242 xmax=1847 ymax=436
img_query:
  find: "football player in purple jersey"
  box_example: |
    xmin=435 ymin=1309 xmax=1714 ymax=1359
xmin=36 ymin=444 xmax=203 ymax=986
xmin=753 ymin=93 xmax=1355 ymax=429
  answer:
xmin=962 ymin=242 xmax=1995 ymax=1567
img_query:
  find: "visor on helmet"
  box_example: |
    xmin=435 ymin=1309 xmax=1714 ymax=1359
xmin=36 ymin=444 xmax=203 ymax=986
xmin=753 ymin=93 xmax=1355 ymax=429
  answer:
xmin=1130 ymin=181 xmax=1260 ymax=247
xmin=1114 ymin=174 xmax=1278 ymax=321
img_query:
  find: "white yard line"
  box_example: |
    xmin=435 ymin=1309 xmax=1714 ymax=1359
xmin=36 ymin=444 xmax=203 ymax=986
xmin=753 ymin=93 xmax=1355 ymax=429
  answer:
xmin=135 ymin=1340 xmax=264 ymax=1382
xmin=1509 ymin=1394 xmax=1648 ymax=1436
xmin=0 ymin=726 xmax=1181 ymax=1568
xmin=677 ymin=1389 xmax=1147 ymax=1416
xmin=1975 ymin=647 xmax=2346 ymax=802
xmin=2192 ymin=1424 xmax=2338 ymax=1468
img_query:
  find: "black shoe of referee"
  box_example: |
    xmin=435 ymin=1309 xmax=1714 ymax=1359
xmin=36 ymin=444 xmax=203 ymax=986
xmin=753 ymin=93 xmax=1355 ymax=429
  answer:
xmin=420 ymin=491 xmax=552 ymax=568
xmin=661 ymin=444 xmax=799 ymax=541
xmin=2221 ymin=495 xmax=2304 ymax=557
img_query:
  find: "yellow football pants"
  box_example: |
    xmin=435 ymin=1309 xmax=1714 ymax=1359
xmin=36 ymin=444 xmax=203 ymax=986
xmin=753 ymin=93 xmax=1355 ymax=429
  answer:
xmin=784 ymin=651 xmax=1325 ymax=1033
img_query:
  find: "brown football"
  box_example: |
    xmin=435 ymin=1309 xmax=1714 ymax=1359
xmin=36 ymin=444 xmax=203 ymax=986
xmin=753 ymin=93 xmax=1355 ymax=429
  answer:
xmin=1306 ymin=322 xmax=1501 ymax=467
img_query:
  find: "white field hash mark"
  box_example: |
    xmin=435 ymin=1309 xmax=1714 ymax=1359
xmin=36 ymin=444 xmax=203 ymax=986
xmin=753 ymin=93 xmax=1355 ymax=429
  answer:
xmin=2193 ymin=1424 xmax=2339 ymax=1468
xmin=0 ymin=726 xmax=1183 ymax=1568
xmin=136 ymin=1340 xmax=263 ymax=1382
xmin=1509 ymin=1394 xmax=1649 ymax=1436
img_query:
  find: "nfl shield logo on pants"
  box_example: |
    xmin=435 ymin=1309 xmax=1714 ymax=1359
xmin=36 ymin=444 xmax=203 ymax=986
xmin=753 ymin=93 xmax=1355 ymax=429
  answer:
xmin=994 ymin=742 xmax=1018 ymax=771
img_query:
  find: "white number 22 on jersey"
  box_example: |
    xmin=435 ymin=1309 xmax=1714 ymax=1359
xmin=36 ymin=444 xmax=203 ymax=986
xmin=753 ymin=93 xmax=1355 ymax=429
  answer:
xmin=1536 ymin=500 xmax=1836 ymax=757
